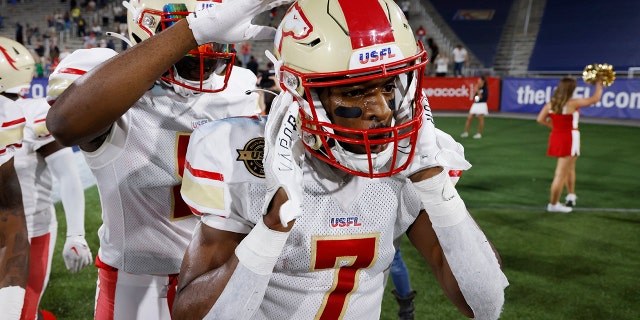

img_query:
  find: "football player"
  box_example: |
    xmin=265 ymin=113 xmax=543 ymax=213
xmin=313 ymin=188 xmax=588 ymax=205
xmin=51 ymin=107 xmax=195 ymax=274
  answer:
xmin=173 ymin=0 xmax=508 ymax=319
xmin=1 ymin=36 xmax=92 ymax=320
xmin=14 ymin=93 xmax=93 ymax=320
xmin=46 ymin=0 xmax=286 ymax=318
xmin=0 ymin=36 xmax=31 ymax=320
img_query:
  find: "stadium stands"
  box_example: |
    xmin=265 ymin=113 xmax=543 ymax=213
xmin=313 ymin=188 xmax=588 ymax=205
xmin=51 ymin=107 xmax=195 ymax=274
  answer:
xmin=428 ymin=0 xmax=514 ymax=68
xmin=529 ymin=0 xmax=640 ymax=72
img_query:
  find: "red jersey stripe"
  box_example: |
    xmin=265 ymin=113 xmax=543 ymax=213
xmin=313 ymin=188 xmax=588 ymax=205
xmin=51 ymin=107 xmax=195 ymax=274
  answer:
xmin=57 ymin=67 xmax=87 ymax=76
xmin=2 ymin=117 xmax=26 ymax=127
xmin=185 ymin=160 xmax=224 ymax=181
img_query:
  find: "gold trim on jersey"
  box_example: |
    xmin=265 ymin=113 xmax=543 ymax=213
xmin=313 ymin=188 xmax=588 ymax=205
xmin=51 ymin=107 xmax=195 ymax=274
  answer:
xmin=0 ymin=125 xmax=25 ymax=147
xmin=33 ymin=122 xmax=50 ymax=137
xmin=181 ymin=173 xmax=225 ymax=211
xmin=310 ymin=232 xmax=380 ymax=320
xmin=170 ymin=132 xmax=194 ymax=221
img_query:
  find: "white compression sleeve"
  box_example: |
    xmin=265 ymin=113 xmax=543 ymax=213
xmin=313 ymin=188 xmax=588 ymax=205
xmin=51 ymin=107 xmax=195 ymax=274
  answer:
xmin=44 ymin=148 xmax=85 ymax=236
xmin=0 ymin=286 xmax=26 ymax=320
xmin=204 ymin=219 xmax=290 ymax=319
xmin=413 ymin=171 xmax=509 ymax=320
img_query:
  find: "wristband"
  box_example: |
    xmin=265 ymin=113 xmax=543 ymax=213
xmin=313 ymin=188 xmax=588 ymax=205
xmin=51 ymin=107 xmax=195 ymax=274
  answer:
xmin=235 ymin=218 xmax=290 ymax=275
xmin=413 ymin=170 xmax=467 ymax=228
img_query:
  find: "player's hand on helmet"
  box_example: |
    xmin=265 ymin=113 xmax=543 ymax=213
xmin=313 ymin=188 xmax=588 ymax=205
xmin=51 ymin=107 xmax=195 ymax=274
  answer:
xmin=400 ymin=94 xmax=471 ymax=180
xmin=62 ymin=235 xmax=93 ymax=273
xmin=187 ymin=0 xmax=294 ymax=45
xmin=263 ymin=92 xmax=304 ymax=229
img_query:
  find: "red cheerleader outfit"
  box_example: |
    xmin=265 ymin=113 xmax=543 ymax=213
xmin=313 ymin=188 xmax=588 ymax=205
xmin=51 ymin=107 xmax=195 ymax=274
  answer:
xmin=547 ymin=109 xmax=580 ymax=157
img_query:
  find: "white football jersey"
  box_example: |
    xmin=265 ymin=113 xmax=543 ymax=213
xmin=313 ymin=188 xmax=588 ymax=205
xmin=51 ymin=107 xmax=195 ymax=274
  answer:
xmin=13 ymin=98 xmax=57 ymax=238
xmin=0 ymin=95 xmax=26 ymax=165
xmin=182 ymin=116 xmax=423 ymax=319
xmin=78 ymin=61 xmax=260 ymax=274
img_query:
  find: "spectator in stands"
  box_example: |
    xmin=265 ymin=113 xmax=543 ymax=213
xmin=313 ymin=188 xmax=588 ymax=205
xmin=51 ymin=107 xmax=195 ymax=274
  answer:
xmin=34 ymin=55 xmax=45 ymax=78
xmin=26 ymin=24 xmax=38 ymax=46
xmin=91 ymin=22 xmax=103 ymax=37
xmin=106 ymin=38 xmax=116 ymax=51
xmin=257 ymin=61 xmax=279 ymax=114
xmin=50 ymin=42 xmax=61 ymax=66
xmin=461 ymin=76 xmax=488 ymax=139
xmin=400 ymin=0 xmax=410 ymax=19
xmin=77 ymin=15 xmax=87 ymax=37
xmin=240 ymin=40 xmax=252 ymax=67
xmin=452 ymin=43 xmax=469 ymax=77
xmin=426 ymin=38 xmax=439 ymax=76
xmin=71 ymin=4 xmax=81 ymax=22
xmin=415 ymin=25 xmax=426 ymax=44
xmin=246 ymin=55 xmax=259 ymax=75
xmin=34 ymin=40 xmax=46 ymax=58
xmin=113 ymin=3 xmax=126 ymax=27
xmin=536 ymin=76 xmax=604 ymax=213
xmin=63 ymin=11 xmax=72 ymax=38
xmin=59 ymin=46 xmax=71 ymax=60
xmin=101 ymin=6 xmax=111 ymax=27
xmin=54 ymin=9 xmax=65 ymax=32
xmin=435 ymin=52 xmax=449 ymax=77
xmin=83 ymin=32 xmax=97 ymax=48
xmin=15 ymin=22 xmax=24 ymax=45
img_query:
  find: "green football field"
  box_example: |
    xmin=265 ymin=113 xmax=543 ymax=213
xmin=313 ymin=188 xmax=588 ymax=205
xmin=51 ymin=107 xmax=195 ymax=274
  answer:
xmin=42 ymin=116 xmax=640 ymax=319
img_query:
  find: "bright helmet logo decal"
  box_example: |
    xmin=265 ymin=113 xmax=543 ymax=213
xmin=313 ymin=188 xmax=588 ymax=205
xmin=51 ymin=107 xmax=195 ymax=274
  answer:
xmin=358 ymin=47 xmax=396 ymax=65
xmin=0 ymin=46 xmax=19 ymax=70
xmin=275 ymin=2 xmax=313 ymax=52
xmin=349 ymin=44 xmax=404 ymax=70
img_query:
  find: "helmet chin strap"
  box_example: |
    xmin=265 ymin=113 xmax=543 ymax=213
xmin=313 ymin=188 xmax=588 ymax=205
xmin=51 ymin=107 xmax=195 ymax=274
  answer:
xmin=394 ymin=71 xmax=418 ymax=124
xmin=331 ymin=140 xmax=395 ymax=173
xmin=168 ymin=66 xmax=215 ymax=97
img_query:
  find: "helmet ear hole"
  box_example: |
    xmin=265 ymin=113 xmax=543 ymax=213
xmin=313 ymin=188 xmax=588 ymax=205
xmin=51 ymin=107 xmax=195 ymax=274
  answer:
xmin=132 ymin=33 xmax=143 ymax=45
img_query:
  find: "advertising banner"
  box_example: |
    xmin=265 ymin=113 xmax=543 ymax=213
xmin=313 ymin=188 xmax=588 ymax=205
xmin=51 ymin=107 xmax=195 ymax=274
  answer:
xmin=501 ymin=78 xmax=640 ymax=120
xmin=25 ymin=78 xmax=49 ymax=99
xmin=422 ymin=77 xmax=500 ymax=111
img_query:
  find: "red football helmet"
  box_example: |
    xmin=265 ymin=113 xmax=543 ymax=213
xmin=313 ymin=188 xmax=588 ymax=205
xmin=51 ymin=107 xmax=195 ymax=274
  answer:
xmin=125 ymin=0 xmax=236 ymax=95
xmin=274 ymin=0 xmax=428 ymax=178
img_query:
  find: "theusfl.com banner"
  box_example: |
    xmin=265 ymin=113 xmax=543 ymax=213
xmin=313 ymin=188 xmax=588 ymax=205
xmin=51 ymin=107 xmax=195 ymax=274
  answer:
xmin=501 ymin=78 xmax=640 ymax=120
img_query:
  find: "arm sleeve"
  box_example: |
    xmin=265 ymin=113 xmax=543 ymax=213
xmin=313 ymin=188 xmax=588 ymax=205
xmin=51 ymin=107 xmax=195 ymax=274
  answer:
xmin=44 ymin=147 xmax=85 ymax=236
xmin=413 ymin=171 xmax=508 ymax=320
xmin=204 ymin=219 xmax=290 ymax=319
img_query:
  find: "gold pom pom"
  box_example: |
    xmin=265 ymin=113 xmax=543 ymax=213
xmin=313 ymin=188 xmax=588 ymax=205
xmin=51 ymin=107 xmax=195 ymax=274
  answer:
xmin=583 ymin=63 xmax=616 ymax=87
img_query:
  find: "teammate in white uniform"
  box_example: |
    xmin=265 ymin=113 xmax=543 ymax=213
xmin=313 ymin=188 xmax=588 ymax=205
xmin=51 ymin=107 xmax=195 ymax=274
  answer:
xmin=174 ymin=1 xmax=508 ymax=319
xmin=46 ymin=0 xmax=285 ymax=318
xmin=14 ymin=96 xmax=93 ymax=320
xmin=0 ymin=36 xmax=31 ymax=320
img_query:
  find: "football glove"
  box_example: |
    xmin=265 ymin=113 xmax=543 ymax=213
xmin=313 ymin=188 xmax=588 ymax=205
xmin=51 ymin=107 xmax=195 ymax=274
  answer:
xmin=262 ymin=92 xmax=304 ymax=228
xmin=400 ymin=94 xmax=471 ymax=177
xmin=62 ymin=235 xmax=93 ymax=274
xmin=187 ymin=0 xmax=293 ymax=45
